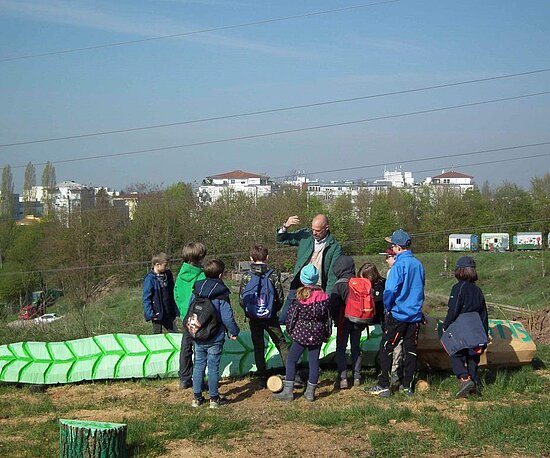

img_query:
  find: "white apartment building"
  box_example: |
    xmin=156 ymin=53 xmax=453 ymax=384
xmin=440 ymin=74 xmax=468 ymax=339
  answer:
xmin=197 ymin=170 xmax=272 ymax=205
xmin=426 ymin=170 xmax=474 ymax=192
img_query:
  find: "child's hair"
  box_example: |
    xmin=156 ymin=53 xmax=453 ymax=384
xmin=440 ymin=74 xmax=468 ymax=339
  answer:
xmin=295 ymin=285 xmax=316 ymax=301
xmin=455 ymin=267 xmax=478 ymax=282
xmin=250 ymin=244 xmax=268 ymax=262
xmin=182 ymin=242 xmax=207 ymax=264
xmin=152 ymin=252 xmax=170 ymax=266
xmin=203 ymin=259 xmax=225 ymax=278
xmin=357 ymin=262 xmax=382 ymax=283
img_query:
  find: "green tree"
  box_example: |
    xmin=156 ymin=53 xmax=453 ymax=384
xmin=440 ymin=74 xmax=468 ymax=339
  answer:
xmin=530 ymin=173 xmax=550 ymax=234
xmin=328 ymin=194 xmax=360 ymax=253
xmin=41 ymin=161 xmax=57 ymax=217
xmin=1 ymin=165 xmax=15 ymax=219
xmin=363 ymin=192 xmax=397 ymax=254
xmin=491 ymin=182 xmax=533 ymax=233
xmin=23 ymin=162 xmax=37 ymax=216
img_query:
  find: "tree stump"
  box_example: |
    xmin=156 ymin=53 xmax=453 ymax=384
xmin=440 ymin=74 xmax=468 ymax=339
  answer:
xmin=59 ymin=419 xmax=127 ymax=458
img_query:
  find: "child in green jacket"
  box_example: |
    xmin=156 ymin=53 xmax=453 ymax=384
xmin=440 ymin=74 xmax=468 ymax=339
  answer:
xmin=174 ymin=242 xmax=206 ymax=389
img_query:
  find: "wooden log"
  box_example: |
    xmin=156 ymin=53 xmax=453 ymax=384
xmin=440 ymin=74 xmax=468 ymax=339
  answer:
xmin=59 ymin=419 xmax=127 ymax=458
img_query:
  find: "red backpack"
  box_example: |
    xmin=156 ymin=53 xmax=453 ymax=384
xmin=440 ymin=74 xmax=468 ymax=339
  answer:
xmin=344 ymin=277 xmax=375 ymax=324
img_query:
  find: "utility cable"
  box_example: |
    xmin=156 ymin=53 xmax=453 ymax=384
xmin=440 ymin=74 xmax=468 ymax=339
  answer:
xmin=2 ymin=67 xmax=549 ymax=148
xmin=0 ymin=0 xmax=400 ymax=62
xmin=60 ymin=145 xmax=550 ymax=218
xmin=1 ymin=217 xmax=548 ymax=277
xmin=7 ymin=90 xmax=550 ymax=170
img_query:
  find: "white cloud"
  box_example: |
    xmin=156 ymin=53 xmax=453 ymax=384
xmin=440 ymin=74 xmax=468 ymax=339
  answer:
xmin=0 ymin=0 xmax=310 ymax=58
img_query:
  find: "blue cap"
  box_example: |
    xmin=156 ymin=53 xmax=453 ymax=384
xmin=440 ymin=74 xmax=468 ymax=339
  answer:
xmin=456 ymin=256 xmax=476 ymax=269
xmin=384 ymin=229 xmax=411 ymax=247
xmin=300 ymin=264 xmax=319 ymax=286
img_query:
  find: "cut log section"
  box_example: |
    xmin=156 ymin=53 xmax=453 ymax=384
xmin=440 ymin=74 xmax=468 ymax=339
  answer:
xmin=59 ymin=419 xmax=127 ymax=458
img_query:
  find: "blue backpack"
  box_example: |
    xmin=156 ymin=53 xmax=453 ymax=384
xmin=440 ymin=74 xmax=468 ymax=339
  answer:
xmin=241 ymin=269 xmax=275 ymax=319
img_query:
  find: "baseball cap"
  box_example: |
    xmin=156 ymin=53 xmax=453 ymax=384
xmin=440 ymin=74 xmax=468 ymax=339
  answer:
xmin=384 ymin=229 xmax=411 ymax=247
xmin=456 ymin=256 xmax=476 ymax=269
xmin=300 ymin=264 xmax=319 ymax=286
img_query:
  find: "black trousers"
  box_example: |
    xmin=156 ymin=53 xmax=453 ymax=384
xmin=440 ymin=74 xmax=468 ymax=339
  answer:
xmin=249 ymin=317 xmax=289 ymax=378
xmin=378 ymin=314 xmax=420 ymax=389
xmin=178 ymin=326 xmax=194 ymax=383
xmin=152 ymin=317 xmax=177 ymax=334
xmin=450 ymin=349 xmax=481 ymax=384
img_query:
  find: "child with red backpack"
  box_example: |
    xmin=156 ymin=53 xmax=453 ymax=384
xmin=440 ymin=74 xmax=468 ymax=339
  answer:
xmin=331 ymin=256 xmax=376 ymax=389
xmin=272 ymin=264 xmax=331 ymax=402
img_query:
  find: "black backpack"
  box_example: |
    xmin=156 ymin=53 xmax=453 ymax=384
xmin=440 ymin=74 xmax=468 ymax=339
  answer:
xmin=184 ymin=296 xmax=219 ymax=341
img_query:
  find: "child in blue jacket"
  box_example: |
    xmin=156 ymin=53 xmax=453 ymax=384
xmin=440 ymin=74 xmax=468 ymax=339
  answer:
xmin=443 ymin=256 xmax=488 ymax=398
xmin=142 ymin=252 xmax=179 ymax=333
xmin=189 ymin=259 xmax=240 ymax=409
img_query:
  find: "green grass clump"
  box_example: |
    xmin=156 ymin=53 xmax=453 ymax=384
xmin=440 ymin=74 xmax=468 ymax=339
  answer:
xmin=368 ymin=431 xmax=432 ymax=458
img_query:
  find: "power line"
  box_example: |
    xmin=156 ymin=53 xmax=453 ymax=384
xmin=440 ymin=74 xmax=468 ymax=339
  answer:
xmin=8 ymin=90 xmax=550 ymax=170
xmin=1 ymin=217 xmax=548 ymax=277
xmin=272 ymin=141 xmax=550 ymax=179
xmin=0 ymin=0 xmax=400 ymax=63
xmin=28 ymin=146 xmax=550 ymax=217
xmin=3 ymin=67 xmax=549 ymax=148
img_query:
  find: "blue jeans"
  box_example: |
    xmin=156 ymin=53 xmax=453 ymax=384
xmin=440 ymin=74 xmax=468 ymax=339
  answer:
xmin=192 ymin=341 xmax=223 ymax=399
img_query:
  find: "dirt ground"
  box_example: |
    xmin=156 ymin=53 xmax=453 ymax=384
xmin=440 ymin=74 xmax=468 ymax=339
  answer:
xmin=515 ymin=307 xmax=550 ymax=344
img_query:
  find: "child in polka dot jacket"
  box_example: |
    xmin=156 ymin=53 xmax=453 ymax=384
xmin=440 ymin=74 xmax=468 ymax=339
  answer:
xmin=272 ymin=264 xmax=332 ymax=402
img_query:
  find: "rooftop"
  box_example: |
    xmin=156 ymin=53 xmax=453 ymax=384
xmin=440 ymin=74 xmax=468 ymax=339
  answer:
xmin=207 ymin=170 xmax=268 ymax=180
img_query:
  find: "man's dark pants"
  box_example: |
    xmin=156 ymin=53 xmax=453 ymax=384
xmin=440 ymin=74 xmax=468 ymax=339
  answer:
xmin=152 ymin=317 xmax=177 ymax=334
xmin=378 ymin=313 xmax=420 ymax=389
xmin=179 ymin=326 xmax=194 ymax=384
xmin=250 ymin=317 xmax=289 ymax=378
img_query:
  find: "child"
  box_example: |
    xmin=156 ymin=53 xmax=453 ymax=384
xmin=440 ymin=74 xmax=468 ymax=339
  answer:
xmin=143 ymin=253 xmax=179 ymax=334
xmin=331 ymin=255 xmax=362 ymax=389
xmin=174 ymin=242 xmax=207 ymax=389
xmin=239 ymin=244 xmax=289 ymax=388
xmin=372 ymin=254 xmax=404 ymax=390
xmin=443 ymin=256 xmax=488 ymax=398
xmin=189 ymin=259 xmax=240 ymax=408
xmin=273 ymin=264 xmax=331 ymax=402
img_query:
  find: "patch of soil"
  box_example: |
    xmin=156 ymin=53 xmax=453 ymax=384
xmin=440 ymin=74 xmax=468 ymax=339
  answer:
xmin=521 ymin=308 xmax=550 ymax=344
xmin=160 ymin=423 xmax=372 ymax=458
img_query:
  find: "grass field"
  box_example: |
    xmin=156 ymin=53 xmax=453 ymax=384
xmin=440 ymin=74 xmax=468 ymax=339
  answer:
xmin=1 ymin=251 xmax=549 ymax=457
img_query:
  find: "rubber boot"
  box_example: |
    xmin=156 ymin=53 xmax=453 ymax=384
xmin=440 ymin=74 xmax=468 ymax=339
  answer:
xmin=272 ymin=380 xmax=294 ymax=401
xmin=304 ymin=382 xmax=317 ymax=402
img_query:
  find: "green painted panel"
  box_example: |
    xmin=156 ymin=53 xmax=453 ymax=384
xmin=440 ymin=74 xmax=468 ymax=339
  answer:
xmin=0 ymin=326 xmax=382 ymax=385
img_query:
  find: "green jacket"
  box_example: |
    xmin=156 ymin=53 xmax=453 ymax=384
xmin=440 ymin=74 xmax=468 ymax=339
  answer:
xmin=276 ymin=227 xmax=342 ymax=294
xmin=174 ymin=263 xmax=206 ymax=316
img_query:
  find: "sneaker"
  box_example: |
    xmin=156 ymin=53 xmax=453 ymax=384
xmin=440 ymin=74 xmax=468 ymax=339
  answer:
xmin=399 ymin=385 xmax=413 ymax=397
xmin=179 ymin=380 xmax=193 ymax=390
xmin=191 ymin=397 xmax=205 ymax=408
xmin=353 ymin=378 xmax=362 ymax=387
xmin=456 ymin=378 xmax=476 ymax=398
xmin=209 ymin=397 xmax=228 ymax=409
xmin=365 ymin=385 xmax=391 ymax=398
xmin=334 ymin=378 xmax=349 ymax=390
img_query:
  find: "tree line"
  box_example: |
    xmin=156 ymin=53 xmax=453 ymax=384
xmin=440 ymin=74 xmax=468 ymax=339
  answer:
xmin=0 ymin=167 xmax=549 ymax=309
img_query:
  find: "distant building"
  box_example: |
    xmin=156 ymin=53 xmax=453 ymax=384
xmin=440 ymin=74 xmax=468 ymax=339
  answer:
xmin=54 ymin=181 xmax=95 ymax=215
xmin=198 ymin=170 xmax=272 ymax=205
xmin=374 ymin=169 xmax=414 ymax=188
xmin=427 ymin=170 xmax=474 ymax=192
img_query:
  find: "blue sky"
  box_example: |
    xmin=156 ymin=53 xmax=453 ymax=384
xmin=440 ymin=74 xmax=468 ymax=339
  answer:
xmin=1 ymin=0 xmax=549 ymax=191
